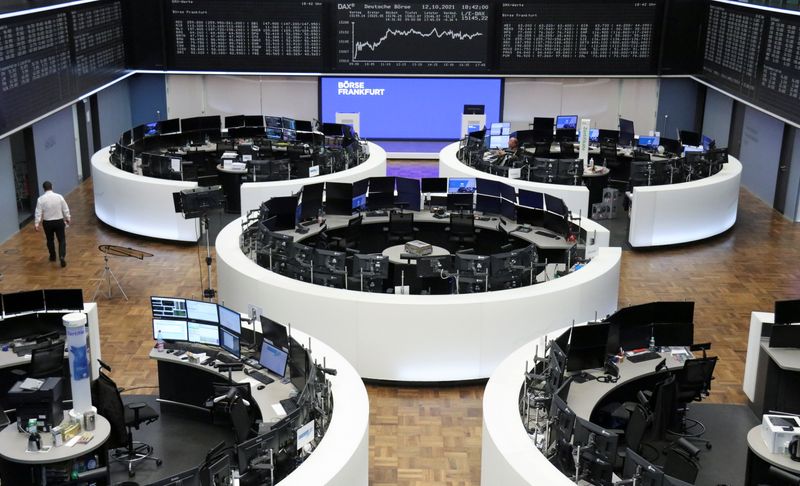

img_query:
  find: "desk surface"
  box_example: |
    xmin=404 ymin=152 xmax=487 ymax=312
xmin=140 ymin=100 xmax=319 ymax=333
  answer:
xmin=382 ymin=244 xmax=449 ymax=265
xmin=283 ymin=212 xmax=573 ymax=251
xmin=747 ymin=425 xmax=800 ymax=474
xmin=0 ymin=415 xmax=110 ymax=464
xmin=761 ymin=340 xmax=800 ymax=373
xmin=149 ymin=349 xmax=296 ymax=424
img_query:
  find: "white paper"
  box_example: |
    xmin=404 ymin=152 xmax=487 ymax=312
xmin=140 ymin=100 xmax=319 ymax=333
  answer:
xmin=272 ymin=403 xmax=287 ymax=417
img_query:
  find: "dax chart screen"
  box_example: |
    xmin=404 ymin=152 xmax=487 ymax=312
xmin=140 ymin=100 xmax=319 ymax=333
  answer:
xmin=332 ymin=2 xmax=491 ymax=73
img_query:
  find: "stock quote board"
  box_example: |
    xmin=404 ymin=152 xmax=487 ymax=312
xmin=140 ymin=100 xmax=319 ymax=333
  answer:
xmin=497 ymin=0 xmax=663 ymax=74
xmin=331 ymin=2 xmax=492 ymax=73
xmin=166 ymin=0 xmax=324 ymax=72
xmin=0 ymin=0 xmax=126 ymax=137
xmin=701 ymin=1 xmax=800 ymax=125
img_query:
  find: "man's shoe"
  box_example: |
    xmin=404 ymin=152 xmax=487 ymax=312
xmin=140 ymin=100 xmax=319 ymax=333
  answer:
xmin=60 ymin=259 xmax=66 ymax=268
xmin=49 ymin=256 xmax=56 ymax=262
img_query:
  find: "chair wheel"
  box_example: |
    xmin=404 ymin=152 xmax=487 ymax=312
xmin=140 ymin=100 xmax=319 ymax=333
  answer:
xmin=157 ymin=459 xmax=163 ymax=466
xmin=706 ymin=443 xmax=712 ymax=450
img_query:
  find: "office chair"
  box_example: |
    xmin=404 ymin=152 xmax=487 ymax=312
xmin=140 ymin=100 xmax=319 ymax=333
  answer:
xmin=612 ymin=402 xmax=654 ymax=467
xmin=669 ymin=356 xmax=717 ymax=449
xmin=92 ymin=362 xmax=161 ymax=478
xmin=661 ymin=438 xmax=700 ymax=484
xmin=330 ymin=214 xmax=363 ymax=252
xmin=387 ymin=211 xmax=415 ymax=244
xmin=762 ymin=465 xmax=800 ymax=486
xmin=559 ymin=142 xmax=575 ymax=155
xmin=11 ymin=340 xmax=65 ymax=379
xmin=448 ymin=213 xmax=476 ymax=248
xmin=647 ymin=373 xmax=677 ymax=442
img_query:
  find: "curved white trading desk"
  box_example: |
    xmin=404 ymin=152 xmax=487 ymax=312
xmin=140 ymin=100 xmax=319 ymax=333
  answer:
xmin=216 ymin=215 xmax=621 ymax=382
xmin=91 ymin=147 xmax=200 ymax=242
xmin=628 ymin=156 xmax=742 ymax=248
xmin=239 ymin=142 xmax=388 ymax=216
xmin=438 ymin=142 xmax=591 ymax=218
xmin=276 ymin=328 xmax=368 ymax=486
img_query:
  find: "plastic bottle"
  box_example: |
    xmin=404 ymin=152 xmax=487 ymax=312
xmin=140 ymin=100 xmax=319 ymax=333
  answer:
xmin=649 ymin=334 xmax=656 ymax=352
xmin=589 ymin=157 xmax=595 ymax=169
xmin=156 ymin=330 xmax=165 ymax=352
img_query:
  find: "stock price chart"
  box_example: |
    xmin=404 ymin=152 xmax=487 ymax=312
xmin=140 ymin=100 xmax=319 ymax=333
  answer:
xmin=168 ymin=0 xmax=324 ymax=71
xmin=333 ymin=2 xmax=490 ymax=72
xmin=498 ymin=0 xmax=661 ymax=74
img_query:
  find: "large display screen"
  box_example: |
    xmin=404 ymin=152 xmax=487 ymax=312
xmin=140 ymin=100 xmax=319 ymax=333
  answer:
xmin=497 ymin=0 xmax=662 ymax=74
xmin=332 ymin=2 xmax=491 ymax=73
xmin=166 ymin=0 xmax=324 ymax=72
xmin=320 ymin=77 xmax=501 ymax=139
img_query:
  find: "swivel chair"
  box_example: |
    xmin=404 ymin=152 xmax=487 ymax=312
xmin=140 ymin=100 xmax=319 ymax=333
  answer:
xmin=669 ymin=356 xmax=717 ymax=450
xmin=92 ymin=361 xmax=161 ymax=478
xmin=662 ymin=438 xmax=700 ymax=484
xmin=387 ymin=211 xmax=415 ymax=244
xmin=448 ymin=213 xmax=476 ymax=249
xmin=330 ymin=214 xmax=363 ymax=252
xmin=612 ymin=402 xmax=654 ymax=467
xmin=762 ymin=465 xmax=800 ymax=486
xmin=11 ymin=340 xmax=65 ymax=379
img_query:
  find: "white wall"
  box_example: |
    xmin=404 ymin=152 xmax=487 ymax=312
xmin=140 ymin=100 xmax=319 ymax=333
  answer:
xmin=32 ymin=106 xmax=80 ymax=196
xmin=166 ymin=75 xmax=318 ymax=121
xmin=96 ymin=79 xmax=132 ymax=148
xmin=739 ymin=106 xmax=783 ymax=206
xmin=502 ymin=78 xmax=659 ymax=133
xmin=702 ymin=88 xmax=734 ymax=148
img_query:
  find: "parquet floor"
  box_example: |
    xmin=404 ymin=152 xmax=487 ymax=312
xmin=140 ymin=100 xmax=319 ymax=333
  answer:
xmin=1 ymin=172 xmax=798 ymax=486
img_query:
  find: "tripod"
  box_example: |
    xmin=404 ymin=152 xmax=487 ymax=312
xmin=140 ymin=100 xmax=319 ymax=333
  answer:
xmin=200 ymin=213 xmax=216 ymax=300
xmin=93 ymin=253 xmax=128 ymax=301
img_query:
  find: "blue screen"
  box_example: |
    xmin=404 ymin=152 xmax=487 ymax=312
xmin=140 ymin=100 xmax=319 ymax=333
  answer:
xmin=448 ymin=178 xmax=476 ymax=193
xmin=321 ymin=77 xmax=502 ymax=140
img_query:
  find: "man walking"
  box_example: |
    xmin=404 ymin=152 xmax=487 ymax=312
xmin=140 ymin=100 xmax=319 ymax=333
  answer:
xmin=34 ymin=181 xmax=71 ymax=267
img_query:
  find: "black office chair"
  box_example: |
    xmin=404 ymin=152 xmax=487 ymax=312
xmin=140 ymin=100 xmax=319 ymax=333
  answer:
xmin=448 ymin=213 xmax=476 ymax=248
xmin=647 ymin=373 xmax=677 ymax=442
xmin=669 ymin=356 xmax=717 ymax=449
xmin=662 ymin=438 xmax=700 ymax=484
xmin=761 ymin=465 xmax=800 ymax=486
xmin=613 ymin=402 xmax=654 ymax=467
xmin=387 ymin=211 xmax=414 ymax=244
xmin=559 ymin=142 xmax=575 ymax=155
xmin=11 ymin=340 xmax=65 ymax=379
xmin=92 ymin=362 xmax=161 ymax=478
xmin=330 ymin=214 xmax=363 ymax=252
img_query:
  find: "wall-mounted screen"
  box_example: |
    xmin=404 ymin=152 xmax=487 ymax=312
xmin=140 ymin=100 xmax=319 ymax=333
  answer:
xmin=321 ymin=77 xmax=501 ymax=139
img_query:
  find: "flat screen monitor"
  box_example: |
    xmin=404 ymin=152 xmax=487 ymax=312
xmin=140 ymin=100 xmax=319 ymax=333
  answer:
xmin=573 ymin=417 xmax=618 ymax=464
xmin=489 ymin=135 xmax=509 ymax=149
xmin=768 ymin=325 xmax=800 ymax=348
xmin=300 ymin=183 xmax=325 ymax=221
xmin=455 ymin=254 xmax=490 ymax=276
xmin=218 ymin=305 xmax=241 ymax=335
xmin=325 ymin=182 xmax=353 ymax=216
xmin=143 ymin=122 xmax=159 ymax=137
xmin=566 ymin=323 xmax=610 ymax=372
xmin=622 ymin=449 xmax=663 ymax=485
xmin=352 ymin=178 xmax=369 ymax=198
xmin=198 ymin=450 xmax=233 ymax=486
xmin=660 ymin=137 xmax=683 ymax=155
xmin=489 ymin=122 xmax=511 ymax=136
xmin=219 ymin=328 xmax=240 ymax=358
xmin=618 ymin=130 xmax=634 ymax=147
xmin=533 ymin=117 xmax=554 ymax=133
xmin=260 ymin=316 xmax=289 ymax=350
xmin=652 ymin=322 xmax=693 ymax=347
xmin=638 ymin=136 xmax=660 ymax=149
xmin=43 ymin=289 xmax=84 ymax=311
xmin=366 ymin=192 xmax=394 ymax=210
xmin=151 ymin=296 xmax=188 ymax=319
xmin=265 ymin=116 xmax=283 ymax=129
xmin=236 ymin=433 xmax=277 ymax=476
xmin=146 ymin=467 xmax=198 ymax=486
xmin=266 ymin=128 xmax=283 ymax=141
xmin=3 ymin=290 xmax=45 ymax=316
xmin=500 ymin=198 xmax=516 ymax=221
xmin=447 ymin=193 xmax=473 ymax=211
xmin=702 ymin=135 xmax=715 ymax=151
xmin=421 ymin=178 xmax=447 ymax=193
xmin=188 ymin=322 xmax=220 ymax=346
xmin=266 ymin=196 xmax=299 ymax=230
xmin=321 ymin=122 xmax=345 ymax=136
xmin=259 ymin=339 xmax=289 ymax=377
xmin=516 ymin=205 xmax=544 ymax=227
xmin=368 ymin=176 xmax=395 ymax=194
xmin=490 ymin=247 xmax=532 ymax=277
xmin=544 ymin=194 xmax=567 ymax=216
xmin=775 ymin=300 xmax=800 ymax=325
xmin=289 ymin=342 xmax=308 ymax=392
xmin=153 ymin=318 xmax=188 ymax=341
xmin=518 ymin=189 xmax=544 ymax=209
xmin=416 ymin=255 xmax=453 ymax=278
xmin=448 ymin=178 xmax=476 ymax=193
xmin=463 ymin=104 xmax=485 ymax=115
xmin=225 ymin=115 xmax=245 ymax=128
xmin=476 ymin=178 xmax=501 ymax=197
xmin=619 ymin=118 xmax=634 ymax=134
xmin=157 ymin=118 xmax=180 ymax=135
xmin=313 ymin=249 xmax=346 ymax=274
xmin=132 ymin=124 xmax=145 ymax=141
xmin=679 ymin=130 xmax=702 ymax=147
xmin=396 ymin=177 xmax=421 ymax=201
xmin=476 ymin=194 xmax=501 ymax=215
xmin=556 ymin=115 xmax=578 ymax=130
xmin=598 ymin=129 xmax=619 ymax=145
xmin=245 ymin=115 xmax=265 ymax=127
xmin=616 ymin=323 xmax=653 ymax=351
xmin=295 ymin=119 xmax=313 ymax=132
xmin=186 ymin=299 xmax=219 ymax=324
xmin=555 ymin=128 xmax=577 ymax=143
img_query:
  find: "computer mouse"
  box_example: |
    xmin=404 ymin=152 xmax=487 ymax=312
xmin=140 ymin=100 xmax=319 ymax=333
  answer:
xmin=180 ymin=356 xmax=188 ymax=361
xmin=257 ymin=385 xmax=266 ymax=390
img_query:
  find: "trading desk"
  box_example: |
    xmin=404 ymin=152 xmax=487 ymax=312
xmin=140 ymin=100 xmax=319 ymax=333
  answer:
xmin=481 ymin=324 xmax=688 ymax=486
xmin=217 ymin=215 xmax=621 ymax=382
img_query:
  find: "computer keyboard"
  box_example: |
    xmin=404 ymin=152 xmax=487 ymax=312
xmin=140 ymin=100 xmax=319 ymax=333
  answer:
xmin=246 ymin=369 xmax=275 ymax=386
xmin=628 ymin=351 xmax=661 ymax=363
xmin=244 ymin=358 xmax=263 ymax=370
xmin=280 ymin=398 xmax=298 ymax=413
xmin=514 ymin=226 xmax=532 ymax=233
xmin=365 ymin=210 xmax=387 ymax=217
xmin=215 ymin=353 xmax=239 ymax=365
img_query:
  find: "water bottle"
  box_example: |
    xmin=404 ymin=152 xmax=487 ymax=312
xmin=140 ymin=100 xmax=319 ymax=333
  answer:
xmin=589 ymin=157 xmax=595 ymax=169
xmin=649 ymin=335 xmax=656 ymax=352
xmin=156 ymin=330 xmax=165 ymax=352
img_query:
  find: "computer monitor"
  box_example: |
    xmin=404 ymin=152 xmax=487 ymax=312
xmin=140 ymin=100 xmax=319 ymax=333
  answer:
xmin=463 ymin=104 xmax=485 ymax=115
xmin=368 ymin=176 xmax=395 ymax=194
xmin=544 ymin=194 xmax=567 ymax=217
xmin=619 ymin=118 xmax=634 ymax=135
xmin=652 ymin=322 xmax=694 ymax=347
xmin=566 ymin=323 xmax=610 ymax=372
xmin=618 ymin=130 xmax=634 ymax=147
xmin=151 ymin=296 xmax=188 ymax=319
xmin=679 ymin=130 xmax=702 ymax=147
xmin=145 ymin=467 xmax=198 ymax=486
xmin=325 ymin=182 xmax=353 ymax=216
xmin=573 ymin=417 xmax=618 ymax=464
xmin=313 ymin=249 xmax=346 ymax=274
xmin=265 ymin=128 xmax=282 ymax=140
xmin=476 ymin=194 xmax=501 ymax=215
xmin=775 ymin=299 xmax=800 ymax=325
xmin=448 ymin=178 xmax=476 ymax=193
xmin=265 ymin=116 xmax=283 ymax=129
xmin=533 ymin=117 xmax=554 ymax=133
xmin=455 ymin=254 xmax=490 ymax=277
xmin=416 ymin=255 xmax=453 ymax=278
xmin=556 ymin=115 xmax=578 ymax=130
xmin=236 ymin=433 xmax=277 ymax=478
xmin=198 ymin=449 xmax=233 ymax=486
xmin=288 ymin=341 xmax=309 ymax=393
xmin=598 ymin=129 xmax=619 ymax=145
xmin=259 ymin=316 xmax=289 ymax=350
xmin=549 ymin=394 xmax=576 ymax=447
xmin=617 ymin=323 xmax=653 ymax=351
xmin=622 ymin=448 xmax=663 ymax=486
xmin=555 ymin=128 xmax=577 ymax=143
xmin=259 ymin=339 xmax=289 ymax=377
xmin=157 ymin=118 xmax=180 ymax=135
xmin=489 ymin=135 xmax=509 ymax=149
xmin=218 ymin=305 xmax=241 ymax=335
xmin=153 ymin=318 xmax=188 ymax=341
xmin=266 ymin=196 xmax=299 ymax=231
xmin=701 ymin=135 xmax=715 ymax=151
xmin=769 ymin=325 xmax=800 ymax=348
xmin=294 ymin=119 xmax=313 ymax=132
xmin=219 ymin=328 xmax=241 ymax=358
xmin=447 ymin=193 xmax=473 ymax=212
xmin=421 ymin=177 xmax=448 ymax=193
xmin=245 ymin=115 xmax=265 ymax=127
xmin=490 ymin=247 xmax=533 ymax=277
xmin=188 ymin=322 xmax=220 ymax=346
xmin=299 ymin=183 xmax=324 ymax=221
xmin=2 ymin=290 xmax=45 ymax=316
xmin=186 ymin=299 xmax=219 ymax=324
xmin=43 ymin=289 xmax=84 ymax=312
xmin=516 ymin=205 xmax=544 ymax=227
xmin=518 ymin=189 xmax=544 ymax=210
xmin=353 ymin=254 xmax=389 ymax=278
xmin=225 ymin=115 xmax=245 ymax=128
xmin=489 ymin=122 xmax=511 ymax=136
xmin=660 ymin=137 xmax=683 ymax=156
xmin=638 ymin=136 xmax=660 ymax=150
xmin=476 ymin=178 xmax=501 ymax=197
xmin=395 ymin=177 xmax=421 ymax=211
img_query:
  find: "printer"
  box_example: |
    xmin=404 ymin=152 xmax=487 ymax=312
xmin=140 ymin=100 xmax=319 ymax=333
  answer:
xmin=761 ymin=414 xmax=800 ymax=454
xmin=7 ymin=377 xmax=64 ymax=432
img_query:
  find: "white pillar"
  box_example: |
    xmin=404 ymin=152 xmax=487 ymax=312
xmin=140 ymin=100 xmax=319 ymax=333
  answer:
xmin=63 ymin=313 xmax=92 ymax=415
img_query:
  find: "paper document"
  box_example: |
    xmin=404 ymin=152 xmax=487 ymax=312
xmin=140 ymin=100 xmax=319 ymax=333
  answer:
xmin=19 ymin=378 xmax=44 ymax=391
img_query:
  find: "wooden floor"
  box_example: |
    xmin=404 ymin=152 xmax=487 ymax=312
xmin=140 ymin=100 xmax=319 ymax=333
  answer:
xmin=1 ymin=176 xmax=799 ymax=486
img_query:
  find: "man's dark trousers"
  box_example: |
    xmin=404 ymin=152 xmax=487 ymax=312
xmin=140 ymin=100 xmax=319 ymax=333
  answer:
xmin=42 ymin=219 xmax=66 ymax=260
